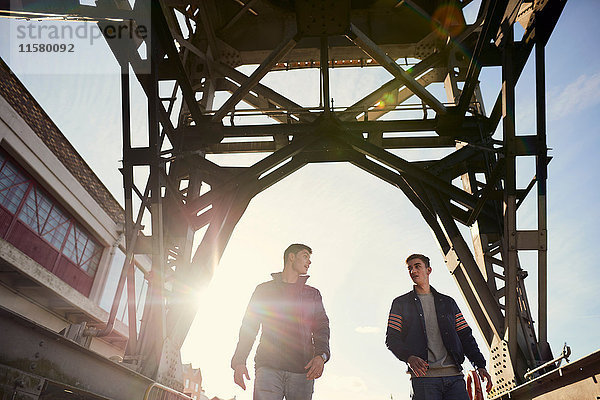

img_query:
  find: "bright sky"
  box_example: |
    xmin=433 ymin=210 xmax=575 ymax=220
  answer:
xmin=1 ymin=1 xmax=599 ymax=399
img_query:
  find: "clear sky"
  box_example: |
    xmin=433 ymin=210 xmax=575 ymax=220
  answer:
xmin=1 ymin=1 xmax=599 ymax=399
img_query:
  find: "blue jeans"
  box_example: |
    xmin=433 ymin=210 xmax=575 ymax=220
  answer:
xmin=411 ymin=376 xmax=469 ymax=400
xmin=254 ymin=367 xmax=314 ymax=400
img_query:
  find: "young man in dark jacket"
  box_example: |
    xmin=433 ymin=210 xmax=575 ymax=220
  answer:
xmin=386 ymin=253 xmax=492 ymax=400
xmin=231 ymin=244 xmax=330 ymax=400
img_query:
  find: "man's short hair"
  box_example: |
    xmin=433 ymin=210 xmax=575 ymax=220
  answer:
xmin=284 ymin=243 xmax=312 ymax=263
xmin=406 ymin=253 xmax=430 ymax=268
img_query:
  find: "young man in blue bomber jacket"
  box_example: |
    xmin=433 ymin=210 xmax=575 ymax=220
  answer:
xmin=386 ymin=254 xmax=493 ymax=400
xmin=231 ymin=244 xmax=330 ymax=400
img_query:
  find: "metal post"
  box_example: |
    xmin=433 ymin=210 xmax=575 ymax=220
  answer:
xmin=535 ymin=40 xmax=549 ymax=356
xmin=502 ymin=24 xmax=518 ymax=367
xmin=120 ymin=62 xmax=139 ymax=357
xmin=320 ymin=36 xmax=331 ymax=114
xmin=137 ymin=10 xmax=167 ymax=378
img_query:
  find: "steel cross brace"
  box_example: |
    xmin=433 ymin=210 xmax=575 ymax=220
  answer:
xmin=212 ymin=30 xmax=300 ymax=121
xmin=152 ymin=0 xmax=204 ymax=124
xmin=456 ymin=0 xmax=509 ymax=115
xmin=339 ymin=51 xmax=445 ymax=121
xmin=173 ymin=33 xmax=317 ymax=123
xmin=326 ymin=127 xmax=495 ymax=218
xmin=346 ymin=23 xmax=448 ymax=116
xmin=187 ymin=130 xmax=323 ymax=218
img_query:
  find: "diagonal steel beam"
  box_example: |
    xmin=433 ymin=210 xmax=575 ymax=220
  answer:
xmin=173 ymin=33 xmax=316 ymax=123
xmin=466 ymin=158 xmax=505 ymax=225
xmin=217 ymin=79 xmax=291 ymax=124
xmin=349 ymin=152 xmax=436 ymax=220
xmin=168 ymin=185 xmax=255 ymax=347
xmin=196 ymin=0 xmax=219 ymax=58
xmin=187 ymin=131 xmax=321 ymax=216
xmin=219 ymin=0 xmax=259 ymax=33
xmin=456 ymin=0 xmax=508 ymax=116
xmin=154 ymin=1 xmax=204 ymax=124
xmin=339 ymin=52 xmax=443 ymax=121
xmin=346 ymin=23 xmax=447 ymax=116
xmin=212 ymin=30 xmax=299 ymax=121
xmin=362 ymin=69 xmax=443 ymax=121
xmin=328 ymin=129 xmax=492 ymax=215
xmin=339 ymin=25 xmax=484 ymax=122
xmin=423 ymin=188 xmax=504 ymax=343
xmin=252 ymin=157 xmax=307 ymax=197
xmin=214 ymin=61 xmax=316 ymax=122
xmin=425 ymin=145 xmax=481 ymax=177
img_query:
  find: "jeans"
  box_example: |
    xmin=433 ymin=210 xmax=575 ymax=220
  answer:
xmin=411 ymin=375 xmax=469 ymax=400
xmin=254 ymin=367 xmax=314 ymax=400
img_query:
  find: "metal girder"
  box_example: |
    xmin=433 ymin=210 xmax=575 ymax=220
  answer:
xmin=421 ymin=187 xmax=503 ymax=341
xmin=213 ymin=117 xmax=485 ymax=137
xmin=360 ymin=68 xmax=446 ymax=122
xmin=154 ymin=0 xmax=204 ymax=124
xmin=346 ymin=23 xmax=448 ymax=116
xmin=535 ymin=38 xmax=550 ymax=357
xmin=0 ymin=1 xmax=572 ymax=398
xmin=173 ymin=33 xmax=317 ymax=123
xmin=135 ymin=19 xmax=168 ymax=381
xmin=456 ymin=0 xmax=508 ymax=115
xmin=219 ymin=0 xmax=259 ymax=34
xmin=504 ymin=350 xmax=600 ymax=400
xmin=187 ymin=130 xmax=321 ymax=217
xmin=502 ymin=25 xmax=519 ymax=379
xmin=0 ymin=306 xmax=155 ymax=400
xmin=212 ymin=30 xmax=299 ymax=121
xmin=489 ymin=0 xmax=567 ymax=131
xmin=327 ymin=127 xmax=494 ymax=216
xmin=203 ymin=136 xmax=457 ymax=154
xmin=339 ymin=51 xmax=445 ymax=121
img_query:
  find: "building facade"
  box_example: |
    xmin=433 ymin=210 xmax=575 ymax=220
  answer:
xmin=0 ymin=58 xmax=149 ymax=358
xmin=182 ymin=363 xmax=208 ymax=400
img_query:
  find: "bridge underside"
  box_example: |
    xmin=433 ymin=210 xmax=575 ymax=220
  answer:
xmin=0 ymin=0 xmax=587 ymax=399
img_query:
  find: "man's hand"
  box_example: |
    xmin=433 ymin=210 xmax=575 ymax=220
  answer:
xmin=305 ymin=356 xmax=325 ymax=380
xmin=477 ymin=367 xmax=493 ymax=392
xmin=407 ymin=355 xmax=429 ymax=377
xmin=233 ymin=364 xmax=250 ymax=390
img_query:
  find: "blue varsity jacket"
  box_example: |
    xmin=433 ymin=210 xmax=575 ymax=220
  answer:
xmin=385 ymin=286 xmax=486 ymax=370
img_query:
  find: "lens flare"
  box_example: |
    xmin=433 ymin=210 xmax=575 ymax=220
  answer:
xmin=431 ymin=4 xmax=466 ymax=38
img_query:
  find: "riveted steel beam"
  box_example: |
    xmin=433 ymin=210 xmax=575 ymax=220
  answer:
xmin=212 ymin=30 xmax=299 ymax=121
xmin=347 ymin=23 xmax=447 ymax=116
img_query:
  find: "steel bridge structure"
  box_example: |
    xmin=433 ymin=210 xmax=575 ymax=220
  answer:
xmin=2 ymin=0 xmax=599 ymax=399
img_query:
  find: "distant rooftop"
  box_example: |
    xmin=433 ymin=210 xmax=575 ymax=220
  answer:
xmin=0 ymin=58 xmax=125 ymax=226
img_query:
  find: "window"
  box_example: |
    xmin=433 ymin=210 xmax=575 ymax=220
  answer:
xmin=0 ymin=155 xmax=28 ymax=213
xmin=195 ymin=383 xmax=198 ymax=392
xmin=18 ymin=187 xmax=70 ymax=249
xmin=0 ymin=150 xmax=104 ymax=280
xmin=185 ymin=379 xmax=189 ymax=388
xmin=63 ymin=225 xmax=102 ymax=275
